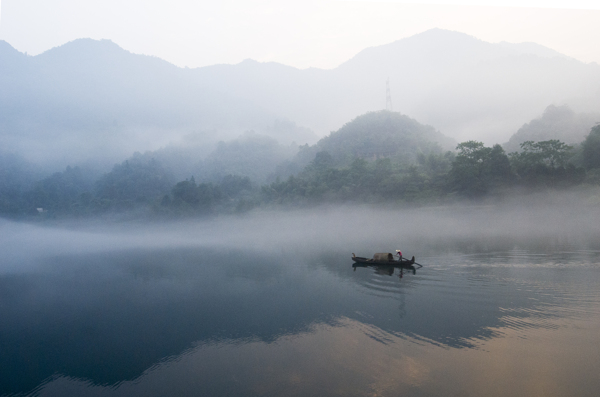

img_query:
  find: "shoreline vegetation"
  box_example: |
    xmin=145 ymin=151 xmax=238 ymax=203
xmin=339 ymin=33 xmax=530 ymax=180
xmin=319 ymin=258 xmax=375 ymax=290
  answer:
xmin=2 ymin=112 xmax=600 ymax=222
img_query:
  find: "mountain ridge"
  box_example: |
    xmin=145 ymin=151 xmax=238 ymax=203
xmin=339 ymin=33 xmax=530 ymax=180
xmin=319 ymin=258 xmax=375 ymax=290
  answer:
xmin=2 ymin=29 xmax=599 ymax=170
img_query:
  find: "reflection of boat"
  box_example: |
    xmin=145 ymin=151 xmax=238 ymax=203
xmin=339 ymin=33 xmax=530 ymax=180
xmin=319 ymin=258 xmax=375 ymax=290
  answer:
xmin=352 ymin=252 xmax=422 ymax=277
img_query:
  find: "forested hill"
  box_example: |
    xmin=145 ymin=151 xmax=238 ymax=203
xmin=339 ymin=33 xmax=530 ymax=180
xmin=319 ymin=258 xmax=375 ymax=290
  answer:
xmin=3 ymin=115 xmax=600 ymax=220
xmin=0 ymin=110 xmax=460 ymax=217
xmin=313 ymin=111 xmax=454 ymax=165
xmin=504 ymin=105 xmax=600 ymax=153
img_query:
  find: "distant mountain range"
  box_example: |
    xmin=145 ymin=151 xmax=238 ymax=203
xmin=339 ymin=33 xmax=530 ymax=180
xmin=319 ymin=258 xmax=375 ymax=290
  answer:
xmin=1 ymin=28 xmax=600 ymax=169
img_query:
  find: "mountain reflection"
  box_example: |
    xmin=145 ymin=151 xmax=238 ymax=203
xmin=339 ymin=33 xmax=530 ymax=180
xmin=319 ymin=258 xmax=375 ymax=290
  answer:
xmin=1 ymin=247 xmax=598 ymax=396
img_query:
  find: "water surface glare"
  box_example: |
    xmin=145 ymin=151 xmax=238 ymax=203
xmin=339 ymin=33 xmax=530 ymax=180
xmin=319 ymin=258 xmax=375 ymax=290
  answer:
xmin=1 ymin=216 xmax=600 ymax=396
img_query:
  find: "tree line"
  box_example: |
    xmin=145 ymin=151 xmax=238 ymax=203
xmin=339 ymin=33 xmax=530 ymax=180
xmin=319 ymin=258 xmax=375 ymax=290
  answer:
xmin=1 ymin=125 xmax=599 ymax=220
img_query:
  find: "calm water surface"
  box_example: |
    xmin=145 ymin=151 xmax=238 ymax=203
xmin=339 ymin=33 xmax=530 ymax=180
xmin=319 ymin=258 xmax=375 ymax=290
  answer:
xmin=1 ymin=222 xmax=600 ymax=396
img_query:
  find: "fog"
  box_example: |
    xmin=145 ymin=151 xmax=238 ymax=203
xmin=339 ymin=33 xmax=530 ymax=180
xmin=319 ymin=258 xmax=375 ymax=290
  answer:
xmin=3 ymin=190 xmax=600 ymax=274
xmin=1 ymin=27 xmax=600 ymax=251
xmin=3 ymin=9 xmax=600 ymax=397
xmin=2 ymin=29 xmax=600 ymax=175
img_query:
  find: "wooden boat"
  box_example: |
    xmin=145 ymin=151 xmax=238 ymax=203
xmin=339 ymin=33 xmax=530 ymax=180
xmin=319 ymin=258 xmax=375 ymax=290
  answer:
xmin=352 ymin=252 xmax=422 ymax=277
xmin=351 ymin=253 xmax=422 ymax=268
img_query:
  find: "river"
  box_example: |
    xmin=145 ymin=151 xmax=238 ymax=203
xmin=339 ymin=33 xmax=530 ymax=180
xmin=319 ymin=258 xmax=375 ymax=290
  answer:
xmin=1 ymin=204 xmax=600 ymax=396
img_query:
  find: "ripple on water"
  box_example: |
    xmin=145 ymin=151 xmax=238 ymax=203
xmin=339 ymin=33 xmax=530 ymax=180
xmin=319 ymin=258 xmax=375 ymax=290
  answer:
xmin=349 ymin=249 xmax=600 ymax=348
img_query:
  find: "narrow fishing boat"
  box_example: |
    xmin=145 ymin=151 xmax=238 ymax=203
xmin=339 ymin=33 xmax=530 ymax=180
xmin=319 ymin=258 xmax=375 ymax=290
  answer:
xmin=351 ymin=252 xmax=420 ymax=267
xmin=351 ymin=251 xmax=422 ymax=278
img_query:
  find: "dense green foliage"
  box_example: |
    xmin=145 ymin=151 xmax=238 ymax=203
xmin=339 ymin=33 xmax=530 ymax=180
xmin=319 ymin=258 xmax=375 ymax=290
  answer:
xmin=448 ymin=142 xmax=512 ymax=197
xmin=95 ymin=156 xmax=176 ymax=209
xmin=195 ymin=132 xmax=298 ymax=184
xmin=309 ymin=111 xmax=454 ymax=167
xmin=509 ymin=140 xmax=585 ymax=187
xmin=582 ymin=125 xmax=600 ymax=170
xmin=157 ymin=174 xmax=255 ymax=216
xmin=1 ymin=114 xmax=598 ymax=221
xmin=23 ymin=166 xmax=93 ymax=215
xmin=167 ymin=177 xmax=220 ymax=213
xmin=262 ymin=151 xmax=453 ymax=205
xmin=259 ymin=112 xmax=456 ymax=204
xmin=0 ymin=152 xmax=43 ymax=215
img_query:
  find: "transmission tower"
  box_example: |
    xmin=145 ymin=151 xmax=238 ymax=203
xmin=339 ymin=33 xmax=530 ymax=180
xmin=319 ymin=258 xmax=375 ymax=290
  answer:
xmin=385 ymin=78 xmax=393 ymax=111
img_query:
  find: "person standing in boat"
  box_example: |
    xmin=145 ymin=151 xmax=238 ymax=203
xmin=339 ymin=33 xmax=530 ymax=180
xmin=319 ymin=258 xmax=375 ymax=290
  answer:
xmin=396 ymin=250 xmax=402 ymax=261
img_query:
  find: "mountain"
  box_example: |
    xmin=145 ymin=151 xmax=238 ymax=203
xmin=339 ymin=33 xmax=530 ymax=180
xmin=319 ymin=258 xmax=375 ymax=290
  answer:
xmin=497 ymin=41 xmax=572 ymax=59
xmin=333 ymin=29 xmax=600 ymax=143
xmin=504 ymin=105 xmax=600 ymax=153
xmin=0 ymin=39 xmax=282 ymax=168
xmin=2 ymin=29 xmax=600 ymax=170
xmin=265 ymin=110 xmax=455 ymax=182
xmin=191 ymin=28 xmax=600 ymax=144
xmin=314 ymin=110 xmax=453 ymax=164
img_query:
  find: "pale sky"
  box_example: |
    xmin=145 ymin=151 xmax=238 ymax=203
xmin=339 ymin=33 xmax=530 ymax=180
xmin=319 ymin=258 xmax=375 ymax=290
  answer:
xmin=1 ymin=0 xmax=599 ymax=69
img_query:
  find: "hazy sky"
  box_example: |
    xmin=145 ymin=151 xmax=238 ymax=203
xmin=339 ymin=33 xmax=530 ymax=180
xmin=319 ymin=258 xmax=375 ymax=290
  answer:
xmin=1 ymin=0 xmax=599 ymax=69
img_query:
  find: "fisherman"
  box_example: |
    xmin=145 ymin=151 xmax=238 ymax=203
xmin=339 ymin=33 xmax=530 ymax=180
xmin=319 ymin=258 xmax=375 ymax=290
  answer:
xmin=396 ymin=250 xmax=402 ymax=261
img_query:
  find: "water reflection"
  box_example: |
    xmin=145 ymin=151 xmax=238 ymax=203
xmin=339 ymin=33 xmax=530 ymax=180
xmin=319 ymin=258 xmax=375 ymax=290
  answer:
xmin=352 ymin=262 xmax=421 ymax=278
xmin=20 ymin=315 xmax=600 ymax=397
xmin=1 ymin=247 xmax=599 ymax=396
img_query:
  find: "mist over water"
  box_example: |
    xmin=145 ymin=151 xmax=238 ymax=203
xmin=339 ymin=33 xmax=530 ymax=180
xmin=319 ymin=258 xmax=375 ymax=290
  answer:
xmin=3 ymin=192 xmax=600 ymax=268
xmin=1 ymin=199 xmax=600 ymax=396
